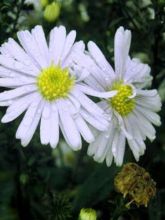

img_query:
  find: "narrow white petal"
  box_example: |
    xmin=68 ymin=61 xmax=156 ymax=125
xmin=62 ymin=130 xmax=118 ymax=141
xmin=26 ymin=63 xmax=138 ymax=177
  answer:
xmin=71 ymin=40 xmax=85 ymax=52
xmin=0 ymin=66 xmax=22 ymax=78
xmin=88 ymin=135 xmax=100 ymax=157
xmin=0 ymin=85 xmax=37 ymax=101
xmin=61 ymin=30 xmax=76 ymax=62
xmin=49 ymin=26 xmax=66 ymax=64
xmin=0 ymin=55 xmax=38 ymax=76
xmin=136 ymin=105 xmax=161 ymax=126
xmin=1 ymin=92 xmax=38 ymax=123
xmin=80 ymin=109 xmax=108 ymax=131
xmin=125 ymin=57 xmax=151 ymax=88
xmin=2 ymin=38 xmax=39 ymax=73
xmin=101 ymin=122 xmax=116 ymax=166
xmin=49 ymin=103 xmax=59 ymax=148
xmin=31 ymin=25 xmax=49 ymax=66
xmin=75 ymin=115 xmax=95 ymax=143
xmin=93 ymin=131 xmax=110 ymax=162
xmin=114 ymin=27 xmax=131 ymax=77
xmin=16 ymin=95 xmax=42 ymax=139
xmin=17 ymin=30 xmax=45 ymax=69
xmin=84 ymin=75 xmax=105 ymax=92
xmin=123 ymin=116 xmax=144 ymax=142
xmin=136 ymin=89 xmax=157 ymax=97
xmin=128 ymin=139 xmax=141 ymax=161
xmin=111 ymin=129 xmax=120 ymax=158
xmin=0 ymin=77 xmax=35 ymax=88
xmin=21 ymin=101 xmax=44 ymax=146
xmin=0 ymin=101 xmax=13 ymax=106
xmin=71 ymin=87 xmax=104 ymax=116
xmin=114 ymin=132 xmax=125 ymax=166
xmin=88 ymin=41 xmax=115 ymax=77
xmin=136 ymin=93 xmax=161 ymax=112
xmin=134 ymin=109 xmax=156 ymax=141
xmin=75 ymin=84 xmax=117 ymax=98
xmin=40 ymin=102 xmax=51 ymax=145
xmin=57 ymin=100 xmax=81 ymax=150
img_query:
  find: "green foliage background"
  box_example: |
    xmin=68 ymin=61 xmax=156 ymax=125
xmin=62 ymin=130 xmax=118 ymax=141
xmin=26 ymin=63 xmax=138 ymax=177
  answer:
xmin=0 ymin=0 xmax=165 ymax=219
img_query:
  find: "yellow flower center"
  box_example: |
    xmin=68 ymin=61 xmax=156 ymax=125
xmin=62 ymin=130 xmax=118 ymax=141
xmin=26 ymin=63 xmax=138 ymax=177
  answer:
xmin=37 ymin=64 xmax=75 ymax=101
xmin=109 ymin=81 xmax=135 ymax=116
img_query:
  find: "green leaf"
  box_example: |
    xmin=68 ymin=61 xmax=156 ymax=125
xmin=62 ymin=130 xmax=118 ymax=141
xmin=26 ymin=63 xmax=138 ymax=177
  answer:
xmin=73 ymin=163 xmax=119 ymax=210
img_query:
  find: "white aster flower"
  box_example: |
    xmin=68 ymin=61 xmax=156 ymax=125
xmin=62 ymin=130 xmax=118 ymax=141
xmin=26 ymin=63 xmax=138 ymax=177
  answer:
xmin=0 ymin=25 xmax=116 ymax=149
xmin=85 ymin=26 xmax=161 ymax=166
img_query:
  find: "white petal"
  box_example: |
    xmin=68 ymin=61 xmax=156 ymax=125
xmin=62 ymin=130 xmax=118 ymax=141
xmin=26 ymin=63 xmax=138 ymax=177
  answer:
xmin=57 ymin=100 xmax=81 ymax=150
xmin=136 ymin=105 xmax=161 ymax=126
xmin=123 ymin=116 xmax=144 ymax=143
xmin=128 ymin=139 xmax=141 ymax=161
xmin=114 ymin=27 xmax=131 ymax=77
xmin=136 ymin=89 xmax=157 ymax=97
xmin=88 ymin=41 xmax=115 ymax=77
xmin=1 ymin=92 xmax=38 ymax=123
xmin=40 ymin=102 xmax=51 ymax=145
xmin=0 ymin=66 xmax=22 ymax=78
xmin=88 ymin=133 xmax=103 ymax=157
xmin=93 ymin=132 xmax=110 ymax=162
xmin=0 ymin=85 xmax=37 ymax=101
xmin=71 ymin=40 xmax=85 ymax=52
xmin=0 ymin=55 xmax=38 ymax=76
xmin=113 ymin=132 xmax=125 ymax=166
xmin=31 ymin=25 xmax=49 ymax=67
xmin=0 ymin=101 xmax=13 ymax=106
xmin=136 ymin=93 xmax=161 ymax=112
xmin=21 ymin=101 xmax=44 ymax=146
xmin=84 ymin=75 xmax=105 ymax=92
xmin=75 ymin=115 xmax=94 ymax=143
xmin=49 ymin=103 xmax=59 ymax=148
xmin=75 ymin=84 xmax=117 ymax=98
xmin=49 ymin=26 xmax=66 ymax=64
xmin=17 ymin=30 xmax=45 ymax=69
xmin=16 ymin=95 xmax=42 ymax=139
xmin=1 ymin=38 xmax=39 ymax=73
xmin=134 ymin=109 xmax=156 ymax=141
xmin=125 ymin=57 xmax=151 ymax=88
xmin=80 ymin=109 xmax=108 ymax=131
xmin=71 ymin=87 xmax=104 ymax=116
xmin=0 ymin=77 xmax=35 ymax=88
xmin=65 ymin=98 xmax=94 ymax=143
xmin=61 ymin=30 xmax=76 ymax=62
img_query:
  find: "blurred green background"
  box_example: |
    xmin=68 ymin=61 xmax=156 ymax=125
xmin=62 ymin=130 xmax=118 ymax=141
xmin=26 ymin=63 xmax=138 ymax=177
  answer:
xmin=0 ymin=0 xmax=165 ymax=219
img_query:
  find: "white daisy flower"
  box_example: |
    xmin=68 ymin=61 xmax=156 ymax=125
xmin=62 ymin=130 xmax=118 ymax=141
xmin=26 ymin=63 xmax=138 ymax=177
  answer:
xmin=0 ymin=25 xmax=116 ymax=149
xmin=84 ymin=26 xmax=161 ymax=166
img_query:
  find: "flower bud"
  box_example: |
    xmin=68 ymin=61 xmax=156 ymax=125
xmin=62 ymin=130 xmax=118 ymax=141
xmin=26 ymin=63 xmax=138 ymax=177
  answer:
xmin=44 ymin=2 xmax=60 ymax=22
xmin=40 ymin=0 xmax=49 ymax=8
xmin=79 ymin=208 xmax=97 ymax=220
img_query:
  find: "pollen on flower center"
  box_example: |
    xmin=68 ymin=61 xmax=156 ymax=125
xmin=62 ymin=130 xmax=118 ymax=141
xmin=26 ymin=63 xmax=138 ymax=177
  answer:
xmin=37 ymin=64 xmax=75 ymax=101
xmin=109 ymin=81 xmax=135 ymax=116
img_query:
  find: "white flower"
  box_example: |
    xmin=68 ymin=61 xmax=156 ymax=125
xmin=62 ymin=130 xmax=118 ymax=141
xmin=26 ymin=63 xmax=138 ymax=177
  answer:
xmin=84 ymin=26 xmax=161 ymax=166
xmin=0 ymin=25 xmax=116 ymax=149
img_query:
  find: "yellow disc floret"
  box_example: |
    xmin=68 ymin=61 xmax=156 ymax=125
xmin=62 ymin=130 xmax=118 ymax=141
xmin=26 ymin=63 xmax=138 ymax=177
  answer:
xmin=109 ymin=81 xmax=135 ymax=116
xmin=37 ymin=64 xmax=75 ymax=101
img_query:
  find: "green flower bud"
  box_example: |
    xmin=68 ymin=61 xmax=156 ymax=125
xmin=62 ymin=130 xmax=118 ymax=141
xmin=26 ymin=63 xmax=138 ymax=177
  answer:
xmin=40 ymin=0 xmax=49 ymax=8
xmin=44 ymin=2 xmax=60 ymax=22
xmin=79 ymin=208 xmax=97 ymax=220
